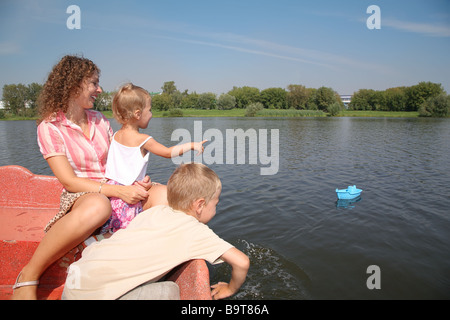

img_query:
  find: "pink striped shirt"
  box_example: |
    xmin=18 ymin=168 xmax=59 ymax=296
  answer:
xmin=37 ymin=110 xmax=113 ymax=181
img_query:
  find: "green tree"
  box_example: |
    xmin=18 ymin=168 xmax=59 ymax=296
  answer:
xmin=305 ymin=88 xmax=318 ymax=110
xmin=217 ymin=93 xmax=236 ymax=110
xmin=287 ymin=84 xmax=309 ymax=109
xmin=371 ymin=90 xmax=386 ymax=111
xmin=245 ymin=102 xmax=264 ymax=117
xmin=27 ymin=82 xmax=43 ymax=111
xmin=197 ymin=92 xmax=217 ymax=109
xmin=418 ymin=93 xmax=450 ymax=117
xmin=384 ymin=87 xmax=407 ymax=111
xmin=405 ymin=82 xmax=444 ymax=111
xmin=171 ymin=90 xmax=183 ymax=109
xmin=161 ymin=81 xmax=178 ymax=95
xmin=328 ymin=101 xmax=343 ymax=116
xmin=314 ymin=86 xmax=338 ymax=112
xmin=180 ymin=92 xmax=200 ymax=109
xmin=260 ymin=87 xmax=287 ymax=109
xmin=228 ymin=86 xmax=260 ymax=108
xmin=152 ymin=93 xmax=172 ymax=111
xmin=349 ymin=89 xmax=375 ymax=110
xmin=2 ymin=83 xmax=30 ymax=116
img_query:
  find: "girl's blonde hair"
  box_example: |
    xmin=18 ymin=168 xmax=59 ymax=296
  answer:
xmin=112 ymin=83 xmax=150 ymax=124
xmin=167 ymin=163 xmax=222 ymax=212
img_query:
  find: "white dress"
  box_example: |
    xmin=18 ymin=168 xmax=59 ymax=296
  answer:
xmin=105 ymin=134 xmax=153 ymax=186
xmin=101 ymin=134 xmax=153 ymax=233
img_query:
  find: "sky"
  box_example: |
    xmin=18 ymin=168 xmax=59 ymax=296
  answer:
xmin=1 ymin=0 xmax=449 ymax=96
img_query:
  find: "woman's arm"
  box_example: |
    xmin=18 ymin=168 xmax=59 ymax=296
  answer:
xmin=47 ymin=155 xmax=148 ymax=204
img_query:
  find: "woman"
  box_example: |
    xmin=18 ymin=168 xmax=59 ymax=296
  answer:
xmin=11 ymin=55 xmax=167 ymax=299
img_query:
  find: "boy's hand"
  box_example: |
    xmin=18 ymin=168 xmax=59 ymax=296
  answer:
xmin=211 ymin=282 xmax=235 ymax=300
xmin=214 ymin=247 xmax=250 ymax=300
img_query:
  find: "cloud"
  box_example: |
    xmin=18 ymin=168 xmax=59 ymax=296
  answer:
xmin=0 ymin=42 xmax=20 ymax=55
xmin=153 ymin=29 xmax=389 ymax=74
xmin=89 ymin=10 xmax=390 ymax=74
xmin=155 ymin=34 xmax=335 ymax=69
xmin=383 ymin=18 xmax=450 ymax=37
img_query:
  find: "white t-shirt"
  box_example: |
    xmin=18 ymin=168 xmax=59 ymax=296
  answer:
xmin=62 ymin=205 xmax=234 ymax=300
xmin=105 ymin=134 xmax=152 ymax=185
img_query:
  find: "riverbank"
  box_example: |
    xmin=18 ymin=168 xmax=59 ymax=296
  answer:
xmin=103 ymin=109 xmax=421 ymax=118
xmin=0 ymin=109 xmax=420 ymax=120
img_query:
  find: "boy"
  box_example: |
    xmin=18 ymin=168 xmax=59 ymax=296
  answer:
xmin=62 ymin=163 xmax=249 ymax=300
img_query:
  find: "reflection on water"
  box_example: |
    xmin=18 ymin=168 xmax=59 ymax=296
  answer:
xmin=1 ymin=117 xmax=450 ymax=299
xmin=336 ymin=196 xmax=362 ymax=209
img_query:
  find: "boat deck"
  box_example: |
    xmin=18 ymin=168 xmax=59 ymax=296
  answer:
xmin=0 ymin=165 xmax=211 ymax=300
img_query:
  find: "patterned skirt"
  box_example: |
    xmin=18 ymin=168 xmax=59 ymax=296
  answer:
xmin=99 ymin=180 xmax=143 ymax=234
xmin=44 ymin=190 xmax=90 ymax=232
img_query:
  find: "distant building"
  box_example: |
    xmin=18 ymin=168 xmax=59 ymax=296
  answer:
xmin=0 ymin=101 xmax=5 ymax=110
xmin=340 ymin=95 xmax=352 ymax=108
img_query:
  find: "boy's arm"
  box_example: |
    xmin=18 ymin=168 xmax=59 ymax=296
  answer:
xmin=210 ymin=247 xmax=250 ymax=300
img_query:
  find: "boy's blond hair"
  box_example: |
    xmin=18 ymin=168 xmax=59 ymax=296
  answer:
xmin=167 ymin=163 xmax=222 ymax=212
xmin=112 ymin=83 xmax=150 ymax=124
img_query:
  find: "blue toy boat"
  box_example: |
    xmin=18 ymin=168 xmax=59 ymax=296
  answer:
xmin=336 ymin=185 xmax=363 ymax=200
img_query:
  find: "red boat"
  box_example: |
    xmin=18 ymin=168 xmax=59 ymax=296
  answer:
xmin=0 ymin=165 xmax=212 ymax=300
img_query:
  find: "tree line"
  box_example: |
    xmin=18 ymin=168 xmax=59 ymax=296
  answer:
xmin=349 ymin=81 xmax=450 ymax=117
xmin=1 ymin=83 xmax=42 ymax=117
xmin=151 ymin=81 xmax=345 ymax=116
xmin=2 ymin=80 xmax=449 ymax=118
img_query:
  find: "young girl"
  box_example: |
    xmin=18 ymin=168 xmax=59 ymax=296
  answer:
xmin=100 ymin=83 xmax=207 ymax=233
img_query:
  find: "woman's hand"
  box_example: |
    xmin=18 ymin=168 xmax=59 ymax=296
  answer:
xmin=133 ymin=175 xmax=155 ymax=191
xmin=118 ymin=184 xmax=149 ymax=204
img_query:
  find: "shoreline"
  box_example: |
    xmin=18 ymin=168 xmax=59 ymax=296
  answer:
xmin=0 ymin=109 xmax=421 ymax=121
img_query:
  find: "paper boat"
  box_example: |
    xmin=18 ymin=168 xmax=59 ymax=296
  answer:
xmin=336 ymin=185 xmax=363 ymax=200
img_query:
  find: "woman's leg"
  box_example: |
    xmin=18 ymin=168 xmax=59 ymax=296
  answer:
xmin=11 ymin=193 xmax=111 ymax=300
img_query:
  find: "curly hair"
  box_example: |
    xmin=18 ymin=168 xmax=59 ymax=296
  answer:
xmin=37 ymin=55 xmax=100 ymax=123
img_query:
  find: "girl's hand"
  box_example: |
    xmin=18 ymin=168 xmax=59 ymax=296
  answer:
xmin=193 ymin=140 xmax=208 ymax=156
xmin=134 ymin=175 xmax=154 ymax=191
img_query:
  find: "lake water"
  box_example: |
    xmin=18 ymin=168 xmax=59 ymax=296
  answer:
xmin=1 ymin=116 xmax=449 ymax=299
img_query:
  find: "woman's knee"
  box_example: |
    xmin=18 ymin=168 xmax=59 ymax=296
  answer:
xmin=72 ymin=193 xmax=111 ymax=226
